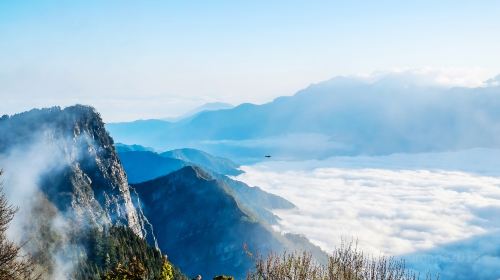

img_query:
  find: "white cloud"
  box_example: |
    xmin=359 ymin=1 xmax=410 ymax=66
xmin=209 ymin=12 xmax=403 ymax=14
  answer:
xmin=235 ymin=149 xmax=500 ymax=278
xmin=354 ymin=67 xmax=494 ymax=88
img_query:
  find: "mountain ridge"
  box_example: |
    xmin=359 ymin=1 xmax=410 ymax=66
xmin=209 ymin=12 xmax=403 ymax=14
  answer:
xmin=132 ymin=165 xmax=326 ymax=279
xmin=107 ymin=78 xmax=500 ymax=163
xmin=117 ymin=146 xmax=242 ymax=184
xmin=163 ymin=102 xmax=234 ymax=122
xmin=117 ymin=147 xmax=292 ymax=225
xmin=160 ymin=148 xmax=242 ymax=176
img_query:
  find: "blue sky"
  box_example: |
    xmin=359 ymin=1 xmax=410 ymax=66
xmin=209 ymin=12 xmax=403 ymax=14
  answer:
xmin=1 ymin=0 xmax=500 ymax=121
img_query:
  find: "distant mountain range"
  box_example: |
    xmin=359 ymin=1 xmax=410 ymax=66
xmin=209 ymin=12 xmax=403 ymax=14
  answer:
xmin=115 ymin=142 xmax=155 ymax=152
xmin=107 ymin=76 xmax=500 ymax=163
xmin=162 ymin=102 xmax=234 ymax=122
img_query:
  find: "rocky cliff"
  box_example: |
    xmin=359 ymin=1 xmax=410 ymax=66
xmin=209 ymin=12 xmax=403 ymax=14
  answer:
xmin=0 ymin=105 xmax=147 ymax=236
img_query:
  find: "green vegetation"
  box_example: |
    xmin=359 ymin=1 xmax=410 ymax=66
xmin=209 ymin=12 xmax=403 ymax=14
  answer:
xmin=75 ymin=226 xmax=187 ymax=280
xmin=160 ymin=259 xmax=174 ymax=280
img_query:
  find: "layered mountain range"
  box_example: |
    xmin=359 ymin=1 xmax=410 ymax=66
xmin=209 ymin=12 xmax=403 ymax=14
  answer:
xmin=107 ymin=76 xmax=500 ymax=162
xmin=0 ymin=105 xmax=325 ymax=279
xmin=118 ymin=147 xmax=241 ymax=184
xmin=118 ymin=145 xmax=294 ymax=225
xmin=115 ymin=144 xmax=326 ymax=278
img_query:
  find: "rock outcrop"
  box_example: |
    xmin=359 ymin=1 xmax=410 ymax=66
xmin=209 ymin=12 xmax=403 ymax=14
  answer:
xmin=0 ymin=105 xmax=147 ymax=236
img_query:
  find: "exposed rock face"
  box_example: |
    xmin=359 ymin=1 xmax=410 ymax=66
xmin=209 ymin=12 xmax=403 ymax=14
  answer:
xmin=0 ymin=105 xmax=144 ymax=236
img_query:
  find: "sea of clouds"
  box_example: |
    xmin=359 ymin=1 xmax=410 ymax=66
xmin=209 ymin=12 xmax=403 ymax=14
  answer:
xmin=235 ymin=148 xmax=500 ymax=279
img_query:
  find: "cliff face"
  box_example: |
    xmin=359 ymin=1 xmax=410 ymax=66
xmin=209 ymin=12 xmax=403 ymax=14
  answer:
xmin=0 ymin=105 xmax=144 ymax=236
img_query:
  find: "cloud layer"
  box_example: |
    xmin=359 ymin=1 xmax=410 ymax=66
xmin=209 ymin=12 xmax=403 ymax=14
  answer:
xmin=235 ymin=149 xmax=500 ymax=279
xmin=357 ymin=67 xmax=493 ymax=88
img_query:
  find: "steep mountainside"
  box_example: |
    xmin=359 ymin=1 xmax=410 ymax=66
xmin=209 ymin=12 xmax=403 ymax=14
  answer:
xmin=0 ymin=106 xmax=161 ymax=279
xmin=0 ymin=105 xmax=145 ymax=235
xmin=132 ymin=166 xmax=325 ymax=279
xmin=216 ymin=175 xmax=294 ymax=225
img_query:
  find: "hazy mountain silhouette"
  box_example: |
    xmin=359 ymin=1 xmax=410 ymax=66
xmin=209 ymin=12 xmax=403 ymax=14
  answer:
xmin=163 ymin=102 xmax=234 ymax=122
xmin=107 ymin=75 xmax=500 ymax=162
xmin=115 ymin=142 xmax=154 ymax=153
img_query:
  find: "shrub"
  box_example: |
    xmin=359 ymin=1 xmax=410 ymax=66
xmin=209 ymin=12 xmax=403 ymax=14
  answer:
xmin=214 ymin=276 xmax=235 ymax=280
xmin=247 ymin=240 xmax=437 ymax=280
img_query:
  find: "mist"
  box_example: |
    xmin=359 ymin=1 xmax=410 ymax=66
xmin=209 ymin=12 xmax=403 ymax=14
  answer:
xmin=0 ymin=106 xmax=130 ymax=279
xmin=0 ymin=130 xmax=83 ymax=279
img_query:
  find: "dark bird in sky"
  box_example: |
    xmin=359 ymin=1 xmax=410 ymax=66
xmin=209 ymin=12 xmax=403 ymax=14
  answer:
xmin=265 ymin=155 xmax=271 ymax=158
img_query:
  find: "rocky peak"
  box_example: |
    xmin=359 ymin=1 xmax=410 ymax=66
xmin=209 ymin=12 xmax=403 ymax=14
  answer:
xmin=0 ymin=105 xmax=146 ymax=237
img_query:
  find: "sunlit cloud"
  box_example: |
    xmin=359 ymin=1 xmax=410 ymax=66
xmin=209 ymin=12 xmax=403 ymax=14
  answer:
xmin=360 ymin=67 xmax=494 ymax=88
